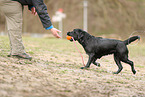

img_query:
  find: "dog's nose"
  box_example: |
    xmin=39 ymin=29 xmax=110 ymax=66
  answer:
xmin=67 ymin=32 xmax=70 ymax=35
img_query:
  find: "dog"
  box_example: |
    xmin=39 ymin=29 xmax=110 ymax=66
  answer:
xmin=67 ymin=29 xmax=140 ymax=74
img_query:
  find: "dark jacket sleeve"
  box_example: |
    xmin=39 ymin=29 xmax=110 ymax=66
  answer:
xmin=32 ymin=0 xmax=52 ymax=28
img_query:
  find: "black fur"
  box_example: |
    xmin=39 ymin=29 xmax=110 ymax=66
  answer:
xmin=67 ymin=29 xmax=140 ymax=74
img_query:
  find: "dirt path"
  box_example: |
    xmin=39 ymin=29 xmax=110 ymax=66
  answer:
xmin=0 ymin=51 xmax=145 ymax=97
xmin=0 ymin=37 xmax=145 ymax=97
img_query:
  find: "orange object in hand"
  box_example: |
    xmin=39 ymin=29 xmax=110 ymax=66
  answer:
xmin=66 ymin=36 xmax=72 ymax=40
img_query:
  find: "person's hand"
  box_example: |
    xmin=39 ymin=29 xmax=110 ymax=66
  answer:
xmin=31 ymin=7 xmax=37 ymax=16
xmin=50 ymin=28 xmax=61 ymax=38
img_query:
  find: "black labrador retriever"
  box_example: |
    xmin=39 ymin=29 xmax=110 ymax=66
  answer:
xmin=67 ymin=29 xmax=140 ymax=74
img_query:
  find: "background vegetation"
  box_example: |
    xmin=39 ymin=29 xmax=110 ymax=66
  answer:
xmin=0 ymin=0 xmax=145 ymax=38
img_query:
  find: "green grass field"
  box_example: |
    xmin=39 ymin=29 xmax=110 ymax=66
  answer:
xmin=0 ymin=36 xmax=145 ymax=97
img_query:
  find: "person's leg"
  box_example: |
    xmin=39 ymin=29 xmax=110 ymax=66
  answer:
xmin=0 ymin=1 xmax=32 ymax=60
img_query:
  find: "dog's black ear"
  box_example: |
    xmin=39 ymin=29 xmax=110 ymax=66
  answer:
xmin=78 ymin=29 xmax=88 ymax=33
xmin=78 ymin=29 xmax=83 ymax=32
xmin=78 ymin=31 xmax=84 ymax=39
xmin=73 ymin=29 xmax=82 ymax=32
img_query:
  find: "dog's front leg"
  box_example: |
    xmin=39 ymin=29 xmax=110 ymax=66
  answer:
xmin=80 ymin=54 xmax=94 ymax=69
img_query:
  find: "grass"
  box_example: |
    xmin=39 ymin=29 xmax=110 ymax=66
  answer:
xmin=128 ymin=43 xmax=145 ymax=57
xmin=0 ymin=35 xmax=145 ymax=97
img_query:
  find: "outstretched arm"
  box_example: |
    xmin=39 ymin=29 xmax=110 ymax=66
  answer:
xmin=50 ymin=28 xmax=61 ymax=38
xmin=30 ymin=0 xmax=61 ymax=38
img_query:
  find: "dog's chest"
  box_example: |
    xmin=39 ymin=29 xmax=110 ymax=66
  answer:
xmin=84 ymin=45 xmax=98 ymax=54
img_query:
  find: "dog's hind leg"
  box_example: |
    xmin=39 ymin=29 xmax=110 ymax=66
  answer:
xmin=113 ymin=54 xmax=123 ymax=74
xmin=92 ymin=58 xmax=100 ymax=67
xmin=93 ymin=62 xmax=101 ymax=67
xmin=121 ymin=57 xmax=136 ymax=74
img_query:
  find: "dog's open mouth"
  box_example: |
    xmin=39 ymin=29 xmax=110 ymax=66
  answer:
xmin=66 ymin=35 xmax=73 ymax=41
xmin=67 ymin=33 xmax=72 ymax=41
xmin=70 ymin=37 xmax=73 ymax=41
xmin=69 ymin=37 xmax=73 ymax=41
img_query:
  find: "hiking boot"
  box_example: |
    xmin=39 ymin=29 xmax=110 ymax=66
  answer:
xmin=8 ymin=53 xmax=32 ymax=60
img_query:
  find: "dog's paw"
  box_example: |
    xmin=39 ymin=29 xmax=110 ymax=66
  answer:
xmin=133 ymin=70 xmax=136 ymax=74
xmin=80 ymin=67 xmax=84 ymax=69
xmin=80 ymin=67 xmax=89 ymax=69
xmin=94 ymin=62 xmax=101 ymax=67
xmin=97 ymin=63 xmax=101 ymax=67
xmin=113 ymin=72 xmax=118 ymax=74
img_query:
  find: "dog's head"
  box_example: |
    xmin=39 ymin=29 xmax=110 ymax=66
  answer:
xmin=67 ymin=29 xmax=86 ymax=41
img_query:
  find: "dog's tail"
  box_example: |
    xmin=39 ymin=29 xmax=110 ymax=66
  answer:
xmin=123 ymin=36 xmax=140 ymax=45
